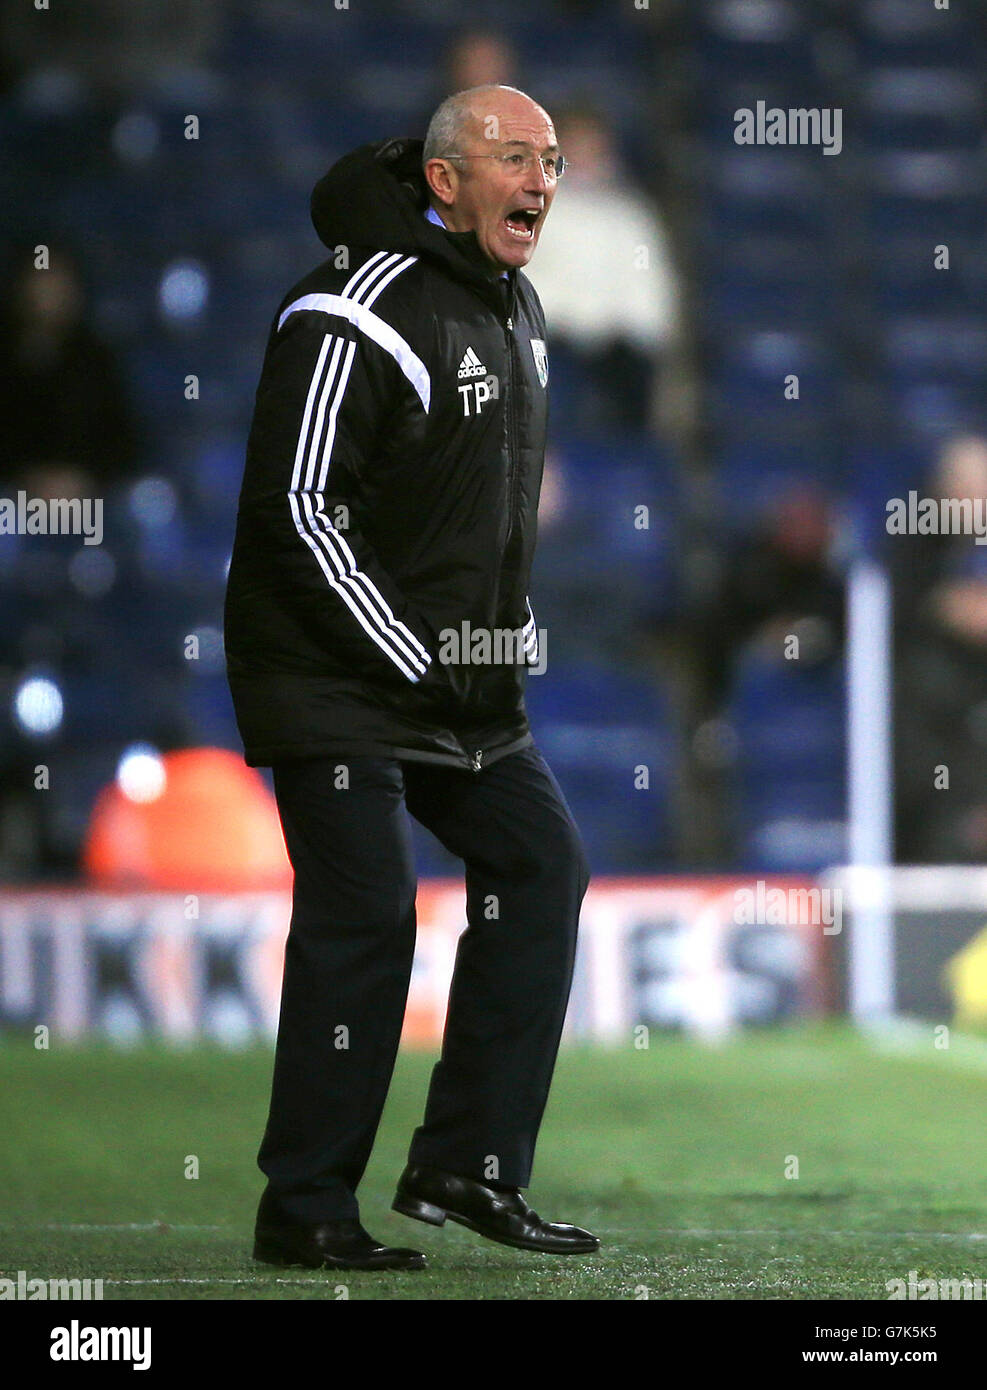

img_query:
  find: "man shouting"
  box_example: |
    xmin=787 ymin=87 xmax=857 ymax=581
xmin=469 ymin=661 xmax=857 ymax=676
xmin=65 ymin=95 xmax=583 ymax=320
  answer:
xmin=224 ymin=84 xmax=597 ymax=1271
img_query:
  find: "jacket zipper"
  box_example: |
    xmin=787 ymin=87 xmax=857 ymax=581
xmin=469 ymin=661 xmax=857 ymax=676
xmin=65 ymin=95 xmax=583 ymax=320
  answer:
xmin=464 ymin=284 xmax=517 ymax=776
xmin=502 ymin=304 xmax=522 ymax=556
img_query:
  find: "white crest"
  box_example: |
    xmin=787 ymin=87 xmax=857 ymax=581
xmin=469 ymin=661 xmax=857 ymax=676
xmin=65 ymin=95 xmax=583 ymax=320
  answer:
xmin=530 ymin=338 xmax=548 ymax=388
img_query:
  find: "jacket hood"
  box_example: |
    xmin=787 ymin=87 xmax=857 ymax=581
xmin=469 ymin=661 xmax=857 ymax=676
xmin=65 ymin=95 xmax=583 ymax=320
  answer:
xmin=310 ymin=137 xmax=514 ymax=299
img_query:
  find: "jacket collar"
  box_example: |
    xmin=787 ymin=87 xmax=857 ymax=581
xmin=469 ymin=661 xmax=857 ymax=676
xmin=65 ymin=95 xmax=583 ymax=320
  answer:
xmin=424 ymin=204 xmax=509 ymax=282
xmin=310 ymin=137 xmax=515 ymax=314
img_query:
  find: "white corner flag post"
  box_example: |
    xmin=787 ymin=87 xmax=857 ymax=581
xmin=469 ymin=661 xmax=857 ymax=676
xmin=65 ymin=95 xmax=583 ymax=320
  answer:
xmin=846 ymin=560 xmax=895 ymax=1023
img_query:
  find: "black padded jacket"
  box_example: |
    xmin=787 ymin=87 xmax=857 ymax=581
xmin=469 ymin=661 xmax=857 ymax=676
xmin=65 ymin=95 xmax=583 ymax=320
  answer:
xmin=223 ymin=137 xmax=550 ymax=773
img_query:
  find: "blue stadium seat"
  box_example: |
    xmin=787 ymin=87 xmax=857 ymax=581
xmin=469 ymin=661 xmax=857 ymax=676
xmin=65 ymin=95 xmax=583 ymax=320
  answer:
xmin=708 ymin=326 xmax=842 ymax=440
xmin=852 ymin=0 xmax=983 ymax=68
xmin=867 ymin=233 xmax=971 ymax=313
xmin=866 ymin=151 xmax=985 ymax=238
xmin=525 ymin=661 xmax=675 ymax=871
xmin=534 ymin=438 xmax=681 ymax=620
xmin=881 ymin=314 xmax=987 ymax=382
xmin=861 ymin=68 xmax=983 ymax=150
xmin=727 ymin=650 xmax=846 ymax=871
xmin=706 ymin=151 xmax=828 ymax=240
xmin=695 ymin=0 xmax=817 ymax=78
xmin=844 ymin=441 xmax=927 ymax=557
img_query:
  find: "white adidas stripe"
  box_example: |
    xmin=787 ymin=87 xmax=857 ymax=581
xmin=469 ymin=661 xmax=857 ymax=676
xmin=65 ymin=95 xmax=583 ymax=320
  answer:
xmin=345 ymin=252 xmax=419 ymax=308
xmin=524 ymin=598 xmax=538 ymax=660
xmin=362 ymin=254 xmax=419 ymax=308
xmin=340 ymin=250 xmax=401 ymax=301
xmin=285 ymin=254 xmax=432 ymax=683
xmin=304 ymin=335 xmax=429 ymax=672
xmin=287 ymin=336 xmax=430 ymax=682
xmin=279 ymin=289 xmax=430 ymax=412
xmin=302 ymin=334 xmax=346 ymax=491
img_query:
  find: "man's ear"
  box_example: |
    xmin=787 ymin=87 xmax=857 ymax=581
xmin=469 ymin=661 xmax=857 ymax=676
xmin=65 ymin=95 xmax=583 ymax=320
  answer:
xmin=423 ymin=157 xmax=457 ymax=209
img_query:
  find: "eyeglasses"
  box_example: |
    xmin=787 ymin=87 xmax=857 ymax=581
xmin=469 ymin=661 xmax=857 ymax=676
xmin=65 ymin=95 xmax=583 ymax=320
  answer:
xmin=445 ymin=149 xmax=567 ymax=181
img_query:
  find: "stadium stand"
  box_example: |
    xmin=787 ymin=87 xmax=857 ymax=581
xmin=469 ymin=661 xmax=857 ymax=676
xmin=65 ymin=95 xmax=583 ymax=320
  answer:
xmin=1 ymin=0 xmax=985 ymax=877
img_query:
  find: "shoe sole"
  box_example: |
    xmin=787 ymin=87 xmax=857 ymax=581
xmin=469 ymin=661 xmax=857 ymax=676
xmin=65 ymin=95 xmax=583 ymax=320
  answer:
xmin=253 ymin=1236 xmax=425 ymax=1272
xmin=391 ymin=1195 xmax=599 ymax=1255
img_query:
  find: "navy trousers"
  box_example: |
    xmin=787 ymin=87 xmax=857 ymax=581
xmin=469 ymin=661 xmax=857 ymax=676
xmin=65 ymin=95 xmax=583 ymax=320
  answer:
xmin=258 ymin=743 xmax=591 ymax=1222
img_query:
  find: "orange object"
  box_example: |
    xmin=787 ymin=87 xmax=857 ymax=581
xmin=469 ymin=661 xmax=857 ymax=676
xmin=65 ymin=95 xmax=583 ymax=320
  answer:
xmin=83 ymin=747 xmax=292 ymax=891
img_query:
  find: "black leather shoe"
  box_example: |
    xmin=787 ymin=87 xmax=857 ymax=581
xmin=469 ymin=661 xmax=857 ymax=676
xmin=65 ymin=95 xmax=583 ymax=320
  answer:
xmin=392 ymin=1164 xmax=599 ymax=1254
xmin=254 ymin=1191 xmax=426 ymax=1271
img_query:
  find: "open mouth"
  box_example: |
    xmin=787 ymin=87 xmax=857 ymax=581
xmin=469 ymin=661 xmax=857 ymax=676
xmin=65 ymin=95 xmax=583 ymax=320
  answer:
xmin=504 ymin=207 xmax=540 ymax=241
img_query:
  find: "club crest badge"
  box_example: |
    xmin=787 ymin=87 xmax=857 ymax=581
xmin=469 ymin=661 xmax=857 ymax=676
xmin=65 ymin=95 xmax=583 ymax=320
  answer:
xmin=530 ymin=338 xmax=549 ymax=389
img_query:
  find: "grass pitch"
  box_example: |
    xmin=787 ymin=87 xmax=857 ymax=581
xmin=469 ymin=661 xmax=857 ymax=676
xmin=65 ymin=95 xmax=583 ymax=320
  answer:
xmin=1 ymin=1022 xmax=985 ymax=1300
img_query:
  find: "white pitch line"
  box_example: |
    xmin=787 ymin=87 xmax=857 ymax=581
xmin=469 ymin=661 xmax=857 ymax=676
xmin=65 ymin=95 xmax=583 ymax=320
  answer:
xmin=644 ymin=1228 xmax=987 ymax=1241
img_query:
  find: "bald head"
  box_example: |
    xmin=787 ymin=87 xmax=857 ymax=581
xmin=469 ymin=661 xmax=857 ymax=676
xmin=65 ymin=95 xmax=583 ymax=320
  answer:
xmin=423 ymin=85 xmax=548 ymax=164
xmin=421 ymin=85 xmax=559 ymax=274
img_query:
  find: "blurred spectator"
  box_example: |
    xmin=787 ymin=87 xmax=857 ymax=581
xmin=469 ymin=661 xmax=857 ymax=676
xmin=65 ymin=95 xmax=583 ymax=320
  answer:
xmin=894 ymin=434 xmax=987 ymax=863
xmin=698 ymin=484 xmax=845 ymax=712
xmin=445 ymin=27 xmax=517 ymax=91
xmin=414 ymin=27 xmax=521 ymax=139
xmin=0 ymin=243 xmax=141 ymax=500
xmin=525 ymin=100 xmax=681 ymax=436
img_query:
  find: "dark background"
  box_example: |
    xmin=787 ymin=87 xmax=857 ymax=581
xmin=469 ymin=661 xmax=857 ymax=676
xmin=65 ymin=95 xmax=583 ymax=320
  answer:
xmin=1 ymin=0 xmax=985 ymax=882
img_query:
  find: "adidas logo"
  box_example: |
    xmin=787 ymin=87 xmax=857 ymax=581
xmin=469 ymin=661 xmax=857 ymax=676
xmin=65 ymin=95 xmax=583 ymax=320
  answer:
xmin=457 ymin=346 xmax=487 ymax=380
